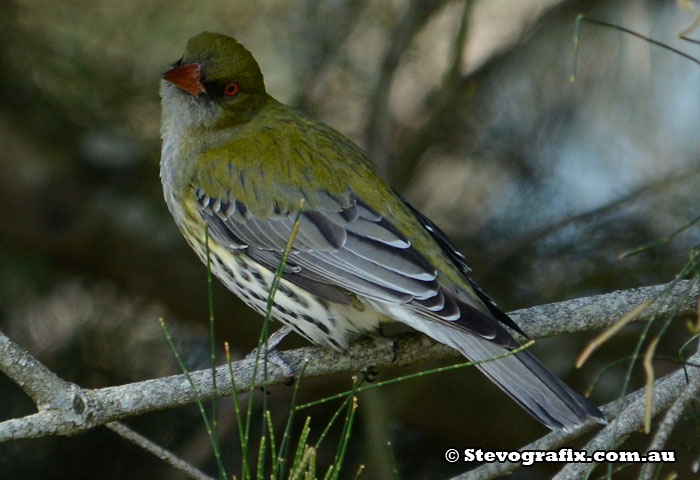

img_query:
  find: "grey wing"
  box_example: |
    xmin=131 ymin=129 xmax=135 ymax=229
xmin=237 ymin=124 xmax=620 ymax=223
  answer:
xmin=197 ymin=188 xmax=606 ymax=430
xmin=195 ymin=188 xmax=515 ymax=347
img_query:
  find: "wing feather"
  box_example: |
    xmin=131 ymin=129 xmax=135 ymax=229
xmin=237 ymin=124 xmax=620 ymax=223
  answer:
xmin=199 ymin=192 xmax=441 ymax=302
xmin=197 ymin=189 xmax=518 ymax=348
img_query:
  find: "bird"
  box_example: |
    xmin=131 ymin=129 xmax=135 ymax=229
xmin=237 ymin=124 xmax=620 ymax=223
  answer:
xmin=159 ymin=31 xmax=606 ymax=431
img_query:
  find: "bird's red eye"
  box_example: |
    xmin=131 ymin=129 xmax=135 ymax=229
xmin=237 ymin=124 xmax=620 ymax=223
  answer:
xmin=224 ymin=82 xmax=239 ymax=97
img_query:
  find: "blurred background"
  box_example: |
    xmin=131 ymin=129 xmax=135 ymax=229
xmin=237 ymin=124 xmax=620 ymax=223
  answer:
xmin=1 ymin=0 xmax=699 ymax=478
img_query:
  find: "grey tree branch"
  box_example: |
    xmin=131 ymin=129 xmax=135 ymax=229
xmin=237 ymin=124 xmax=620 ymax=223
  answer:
xmin=0 ymin=328 xmax=73 ymax=407
xmin=552 ymin=345 xmax=700 ymax=480
xmin=0 ymin=280 xmax=697 ymax=444
xmin=452 ymin=345 xmax=700 ymax=480
xmin=510 ymin=280 xmax=698 ymax=339
xmin=638 ymin=358 xmax=700 ymax=480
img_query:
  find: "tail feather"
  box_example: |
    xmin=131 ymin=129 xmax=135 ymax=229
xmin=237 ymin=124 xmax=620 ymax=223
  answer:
xmin=392 ymin=197 xmax=606 ymax=430
xmin=389 ymin=306 xmax=607 ymax=431
xmin=454 ymin=332 xmax=606 ymax=431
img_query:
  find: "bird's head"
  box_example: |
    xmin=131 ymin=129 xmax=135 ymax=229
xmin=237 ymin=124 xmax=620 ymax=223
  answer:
xmin=160 ymin=32 xmax=267 ymax=131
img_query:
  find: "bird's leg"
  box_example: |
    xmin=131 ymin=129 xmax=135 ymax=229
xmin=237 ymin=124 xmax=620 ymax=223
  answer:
xmin=246 ymin=325 xmax=295 ymax=381
xmin=265 ymin=325 xmax=293 ymax=351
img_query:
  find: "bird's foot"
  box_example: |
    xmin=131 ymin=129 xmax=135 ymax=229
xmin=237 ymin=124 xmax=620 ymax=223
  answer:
xmin=368 ymin=331 xmax=399 ymax=363
xmin=245 ymin=326 xmax=295 ymax=383
xmin=361 ymin=366 xmax=380 ymax=383
xmin=359 ymin=332 xmax=400 ymax=382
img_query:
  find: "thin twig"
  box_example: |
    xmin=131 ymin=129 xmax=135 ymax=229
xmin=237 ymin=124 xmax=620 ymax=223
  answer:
xmin=576 ymin=300 xmax=651 ymax=368
xmin=571 ymin=15 xmax=700 ymax=78
xmin=679 ymin=12 xmax=700 ymax=44
xmin=364 ymin=0 xmax=450 ymax=167
xmin=386 ymin=0 xmax=470 ymax=187
xmin=643 ymin=337 xmax=660 ymax=433
xmin=482 ymin=165 xmax=700 ymax=271
xmin=106 ymin=421 xmax=216 ymax=480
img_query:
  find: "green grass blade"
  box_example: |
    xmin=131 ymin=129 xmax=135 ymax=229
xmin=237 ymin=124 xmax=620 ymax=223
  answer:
xmin=324 ymin=389 xmax=358 ymax=480
xmin=386 ymin=441 xmax=399 ymax=480
xmin=291 ymin=416 xmax=312 ymax=476
xmin=204 ymin=225 xmax=221 ymax=470
xmin=256 ymin=434 xmax=266 ymax=480
xmin=619 ymin=214 xmax=700 ymax=260
xmin=265 ymin=410 xmax=277 ymax=476
xmin=353 ymin=464 xmax=366 ymax=479
xmin=225 ymin=341 xmax=250 ymax=480
xmin=313 ymin=396 xmax=352 ymax=452
xmin=330 ymin=396 xmax=358 ymax=480
xmin=159 ymin=318 xmax=227 ymax=480
xmin=319 ymin=377 xmax=362 ymax=479
xmin=569 ymin=14 xmax=583 ymax=83
xmin=276 ymin=361 xmax=308 ymax=479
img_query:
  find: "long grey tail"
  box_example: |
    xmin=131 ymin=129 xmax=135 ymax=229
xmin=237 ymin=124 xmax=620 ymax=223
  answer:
xmin=453 ymin=332 xmax=607 ymax=431
xmin=395 ymin=309 xmax=607 ymax=431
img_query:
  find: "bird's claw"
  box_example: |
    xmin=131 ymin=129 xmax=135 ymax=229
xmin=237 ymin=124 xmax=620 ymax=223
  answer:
xmin=245 ymin=326 xmax=295 ymax=382
xmin=369 ymin=332 xmax=399 ymax=363
xmin=357 ymin=333 xmax=400 ymax=382
xmin=361 ymin=367 xmax=379 ymax=383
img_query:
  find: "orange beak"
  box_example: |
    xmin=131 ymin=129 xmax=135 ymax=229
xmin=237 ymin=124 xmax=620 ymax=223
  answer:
xmin=162 ymin=63 xmax=205 ymax=97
